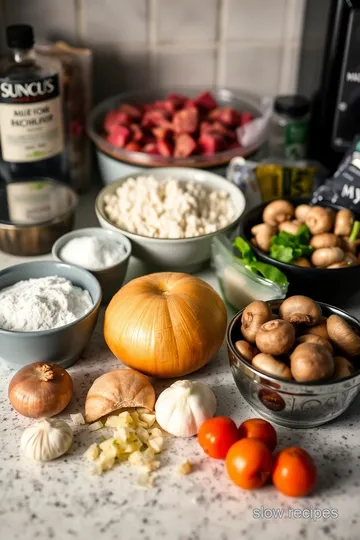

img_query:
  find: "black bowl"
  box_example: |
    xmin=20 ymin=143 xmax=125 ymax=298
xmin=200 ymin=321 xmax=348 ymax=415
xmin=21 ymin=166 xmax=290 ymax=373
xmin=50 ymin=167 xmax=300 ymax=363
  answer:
xmin=239 ymin=197 xmax=360 ymax=303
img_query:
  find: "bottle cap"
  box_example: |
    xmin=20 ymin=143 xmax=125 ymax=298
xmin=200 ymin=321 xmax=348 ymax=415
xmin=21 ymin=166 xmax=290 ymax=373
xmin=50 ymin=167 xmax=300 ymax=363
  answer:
xmin=6 ymin=24 xmax=34 ymax=49
xmin=274 ymin=95 xmax=310 ymax=118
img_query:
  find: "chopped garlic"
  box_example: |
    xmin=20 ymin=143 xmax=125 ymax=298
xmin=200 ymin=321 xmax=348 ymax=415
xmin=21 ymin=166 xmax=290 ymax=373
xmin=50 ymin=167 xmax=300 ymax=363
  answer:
xmin=88 ymin=420 xmax=103 ymax=431
xmin=70 ymin=413 xmax=85 ymax=426
xmin=177 ymin=460 xmax=192 ymax=476
xmin=147 ymin=437 xmax=164 ymax=453
xmin=137 ymin=472 xmax=154 ymax=487
xmin=83 ymin=443 xmax=99 ymax=461
xmin=83 ymin=407 xmax=165 ymax=479
xmin=139 ymin=413 xmax=156 ymax=427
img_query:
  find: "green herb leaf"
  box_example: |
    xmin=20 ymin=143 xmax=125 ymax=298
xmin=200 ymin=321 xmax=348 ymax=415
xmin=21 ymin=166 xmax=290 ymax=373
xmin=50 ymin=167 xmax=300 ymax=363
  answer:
xmin=270 ymin=245 xmax=294 ymax=263
xmin=270 ymin=224 xmax=312 ymax=263
xmin=248 ymin=260 xmax=288 ymax=286
xmin=233 ymin=237 xmax=256 ymax=263
xmin=349 ymin=221 xmax=360 ymax=243
xmin=232 ymin=236 xmax=288 ymax=286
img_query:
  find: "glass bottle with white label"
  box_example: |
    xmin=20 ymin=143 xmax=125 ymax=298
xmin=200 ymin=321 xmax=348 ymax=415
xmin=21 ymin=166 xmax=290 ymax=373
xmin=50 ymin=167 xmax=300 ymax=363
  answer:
xmin=0 ymin=24 xmax=68 ymax=221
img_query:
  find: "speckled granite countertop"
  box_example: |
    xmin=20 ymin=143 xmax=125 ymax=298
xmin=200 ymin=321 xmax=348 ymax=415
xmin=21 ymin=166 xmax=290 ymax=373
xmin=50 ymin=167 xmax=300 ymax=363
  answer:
xmin=1 ymin=192 xmax=360 ymax=540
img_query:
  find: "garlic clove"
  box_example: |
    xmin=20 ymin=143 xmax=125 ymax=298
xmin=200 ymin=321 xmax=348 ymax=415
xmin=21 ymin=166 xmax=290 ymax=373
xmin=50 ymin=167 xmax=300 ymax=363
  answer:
xmin=155 ymin=380 xmax=216 ymax=438
xmin=21 ymin=418 xmax=73 ymax=462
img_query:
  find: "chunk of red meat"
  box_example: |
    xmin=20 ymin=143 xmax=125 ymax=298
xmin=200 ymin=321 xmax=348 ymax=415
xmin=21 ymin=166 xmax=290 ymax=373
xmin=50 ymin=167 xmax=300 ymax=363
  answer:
xmin=142 ymin=109 xmax=171 ymax=129
xmin=174 ymin=133 xmax=197 ymax=158
xmin=125 ymin=141 xmax=142 ymax=151
xmin=143 ymin=142 xmax=160 ymax=155
xmin=167 ymin=93 xmax=188 ymax=108
xmin=118 ymin=103 xmax=142 ymax=120
xmin=239 ymin=112 xmax=255 ymax=125
xmin=193 ymin=91 xmax=217 ymax=111
xmin=107 ymin=125 xmax=130 ymax=148
xmin=211 ymin=121 xmax=236 ymax=140
xmin=158 ymin=139 xmax=173 ymax=157
xmin=104 ymin=110 xmax=131 ymax=133
xmin=209 ymin=107 xmax=240 ymax=126
xmin=130 ymin=124 xmax=144 ymax=142
xmin=198 ymin=133 xmax=225 ymax=155
xmin=200 ymin=121 xmax=213 ymax=135
xmin=152 ymin=100 xmax=176 ymax=115
xmin=173 ymin=108 xmax=199 ymax=134
xmin=152 ymin=126 xmax=173 ymax=140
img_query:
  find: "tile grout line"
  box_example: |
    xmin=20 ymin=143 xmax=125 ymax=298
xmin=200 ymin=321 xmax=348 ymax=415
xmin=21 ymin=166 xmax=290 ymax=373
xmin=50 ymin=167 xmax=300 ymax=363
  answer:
xmin=74 ymin=0 xmax=85 ymax=46
xmin=148 ymin=0 xmax=157 ymax=83
xmin=214 ymin=0 xmax=226 ymax=87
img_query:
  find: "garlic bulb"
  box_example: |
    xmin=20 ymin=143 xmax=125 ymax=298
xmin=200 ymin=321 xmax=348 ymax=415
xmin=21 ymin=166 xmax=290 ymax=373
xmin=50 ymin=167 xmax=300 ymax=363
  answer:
xmin=155 ymin=380 xmax=216 ymax=437
xmin=21 ymin=418 xmax=73 ymax=461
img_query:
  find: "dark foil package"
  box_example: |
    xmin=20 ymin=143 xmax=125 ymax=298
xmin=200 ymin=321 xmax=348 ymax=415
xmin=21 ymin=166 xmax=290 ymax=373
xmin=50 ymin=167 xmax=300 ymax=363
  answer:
xmin=312 ymin=137 xmax=360 ymax=210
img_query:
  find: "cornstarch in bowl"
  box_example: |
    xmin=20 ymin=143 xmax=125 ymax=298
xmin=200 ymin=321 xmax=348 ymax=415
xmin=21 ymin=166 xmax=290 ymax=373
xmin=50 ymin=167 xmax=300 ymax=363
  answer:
xmin=59 ymin=235 xmax=127 ymax=271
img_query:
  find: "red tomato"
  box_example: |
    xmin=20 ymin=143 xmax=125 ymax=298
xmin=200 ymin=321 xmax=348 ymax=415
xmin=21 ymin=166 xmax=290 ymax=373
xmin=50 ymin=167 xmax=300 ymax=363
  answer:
xmin=198 ymin=416 xmax=239 ymax=459
xmin=226 ymin=438 xmax=273 ymax=490
xmin=272 ymin=446 xmax=317 ymax=497
xmin=238 ymin=418 xmax=277 ymax=451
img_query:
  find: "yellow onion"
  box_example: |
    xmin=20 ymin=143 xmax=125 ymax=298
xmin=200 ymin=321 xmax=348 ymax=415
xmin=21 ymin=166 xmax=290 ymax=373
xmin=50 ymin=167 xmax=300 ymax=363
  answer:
xmin=8 ymin=362 xmax=73 ymax=418
xmin=104 ymin=272 xmax=227 ymax=378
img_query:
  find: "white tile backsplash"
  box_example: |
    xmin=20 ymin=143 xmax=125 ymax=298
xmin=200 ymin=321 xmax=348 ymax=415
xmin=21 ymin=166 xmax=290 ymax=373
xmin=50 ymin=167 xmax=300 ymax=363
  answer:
xmin=4 ymin=0 xmax=77 ymax=44
xmin=224 ymin=0 xmax=287 ymax=43
xmin=83 ymin=0 xmax=148 ymax=46
xmin=156 ymin=0 xmax=218 ymax=43
xmin=153 ymin=49 xmax=216 ymax=87
xmin=1 ymin=0 xmax=308 ymax=100
xmin=221 ymin=45 xmax=283 ymax=95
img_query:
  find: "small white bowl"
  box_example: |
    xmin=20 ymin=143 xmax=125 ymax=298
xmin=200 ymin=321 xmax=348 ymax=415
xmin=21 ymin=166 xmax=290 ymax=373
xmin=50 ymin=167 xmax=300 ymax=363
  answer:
xmin=95 ymin=167 xmax=246 ymax=273
xmin=52 ymin=227 xmax=132 ymax=304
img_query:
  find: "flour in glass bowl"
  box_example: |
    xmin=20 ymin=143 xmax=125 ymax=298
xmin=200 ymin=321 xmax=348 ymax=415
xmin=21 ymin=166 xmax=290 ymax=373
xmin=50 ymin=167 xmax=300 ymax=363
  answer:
xmin=0 ymin=276 xmax=93 ymax=332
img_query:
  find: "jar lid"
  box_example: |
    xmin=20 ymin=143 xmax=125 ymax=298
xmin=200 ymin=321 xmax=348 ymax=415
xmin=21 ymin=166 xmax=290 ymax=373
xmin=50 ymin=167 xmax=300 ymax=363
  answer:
xmin=274 ymin=95 xmax=310 ymax=118
xmin=6 ymin=24 xmax=34 ymax=49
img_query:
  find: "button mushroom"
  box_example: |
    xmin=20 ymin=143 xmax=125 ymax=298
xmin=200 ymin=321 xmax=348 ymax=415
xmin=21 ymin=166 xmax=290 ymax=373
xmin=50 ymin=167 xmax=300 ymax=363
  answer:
xmin=311 ymin=247 xmax=345 ymax=268
xmin=332 ymin=356 xmax=354 ymax=380
xmin=328 ymin=253 xmax=358 ymax=268
xmin=292 ymin=257 xmax=312 ymax=268
xmin=279 ymin=296 xmax=322 ymax=326
xmin=255 ymin=319 xmax=295 ymax=356
xmin=251 ymin=223 xmax=276 ymax=252
xmin=296 ymin=334 xmax=333 ymax=355
xmin=252 ymin=353 xmax=292 ymax=380
xmin=234 ymin=340 xmax=259 ymax=362
xmin=262 ymin=200 xmax=294 ymax=227
xmin=295 ymin=204 xmax=311 ymax=223
xmin=310 ymin=233 xmax=341 ymax=250
xmin=290 ymin=343 xmax=334 ymax=382
xmin=305 ymin=206 xmax=334 ymax=234
xmin=334 ymin=209 xmax=354 ymax=236
xmin=241 ymin=301 xmax=272 ymax=344
xmin=278 ymin=220 xmax=302 ymax=235
xmin=303 ymin=318 xmax=329 ymax=339
xmin=327 ymin=314 xmax=360 ymax=357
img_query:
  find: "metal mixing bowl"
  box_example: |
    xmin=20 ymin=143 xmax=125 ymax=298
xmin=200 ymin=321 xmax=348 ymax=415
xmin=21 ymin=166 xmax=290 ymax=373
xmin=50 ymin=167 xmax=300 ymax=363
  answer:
xmin=227 ymin=300 xmax=360 ymax=428
xmin=0 ymin=180 xmax=78 ymax=256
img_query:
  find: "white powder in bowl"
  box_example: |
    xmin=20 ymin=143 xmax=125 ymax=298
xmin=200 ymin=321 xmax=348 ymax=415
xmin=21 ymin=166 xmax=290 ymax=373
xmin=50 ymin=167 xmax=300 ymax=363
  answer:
xmin=0 ymin=276 xmax=93 ymax=332
xmin=59 ymin=235 xmax=127 ymax=271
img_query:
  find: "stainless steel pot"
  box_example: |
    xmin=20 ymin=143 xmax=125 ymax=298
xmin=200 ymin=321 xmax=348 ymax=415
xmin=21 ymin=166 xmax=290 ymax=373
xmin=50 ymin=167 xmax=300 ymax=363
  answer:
xmin=227 ymin=300 xmax=360 ymax=428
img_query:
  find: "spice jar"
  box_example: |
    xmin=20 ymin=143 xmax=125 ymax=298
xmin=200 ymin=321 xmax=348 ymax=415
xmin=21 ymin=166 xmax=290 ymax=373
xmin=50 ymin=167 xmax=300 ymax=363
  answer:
xmin=269 ymin=95 xmax=310 ymax=160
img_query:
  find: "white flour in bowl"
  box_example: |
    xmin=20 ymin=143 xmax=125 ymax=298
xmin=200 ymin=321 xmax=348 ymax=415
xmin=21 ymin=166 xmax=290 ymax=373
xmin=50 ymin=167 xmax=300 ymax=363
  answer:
xmin=0 ymin=276 xmax=93 ymax=332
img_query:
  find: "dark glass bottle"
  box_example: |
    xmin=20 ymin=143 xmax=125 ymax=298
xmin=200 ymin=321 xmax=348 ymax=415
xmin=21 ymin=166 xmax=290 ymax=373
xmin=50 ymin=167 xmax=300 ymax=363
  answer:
xmin=0 ymin=24 xmax=68 ymax=223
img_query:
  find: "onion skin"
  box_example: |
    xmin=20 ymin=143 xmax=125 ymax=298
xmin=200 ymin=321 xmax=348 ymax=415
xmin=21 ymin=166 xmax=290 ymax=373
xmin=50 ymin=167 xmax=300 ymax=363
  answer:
xmin=8 ymin=363 xmax=73 ymax=418
xmin=104 ymin=272 xmax=227 ymax=378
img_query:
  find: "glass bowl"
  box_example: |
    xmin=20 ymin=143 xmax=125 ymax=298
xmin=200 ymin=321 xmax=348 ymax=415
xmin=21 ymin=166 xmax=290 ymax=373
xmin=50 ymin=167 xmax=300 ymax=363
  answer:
xmin=227 ymin=300 xmax=360 ymax=428
xmin=87 ymin=86 xmax=262 ymax=169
